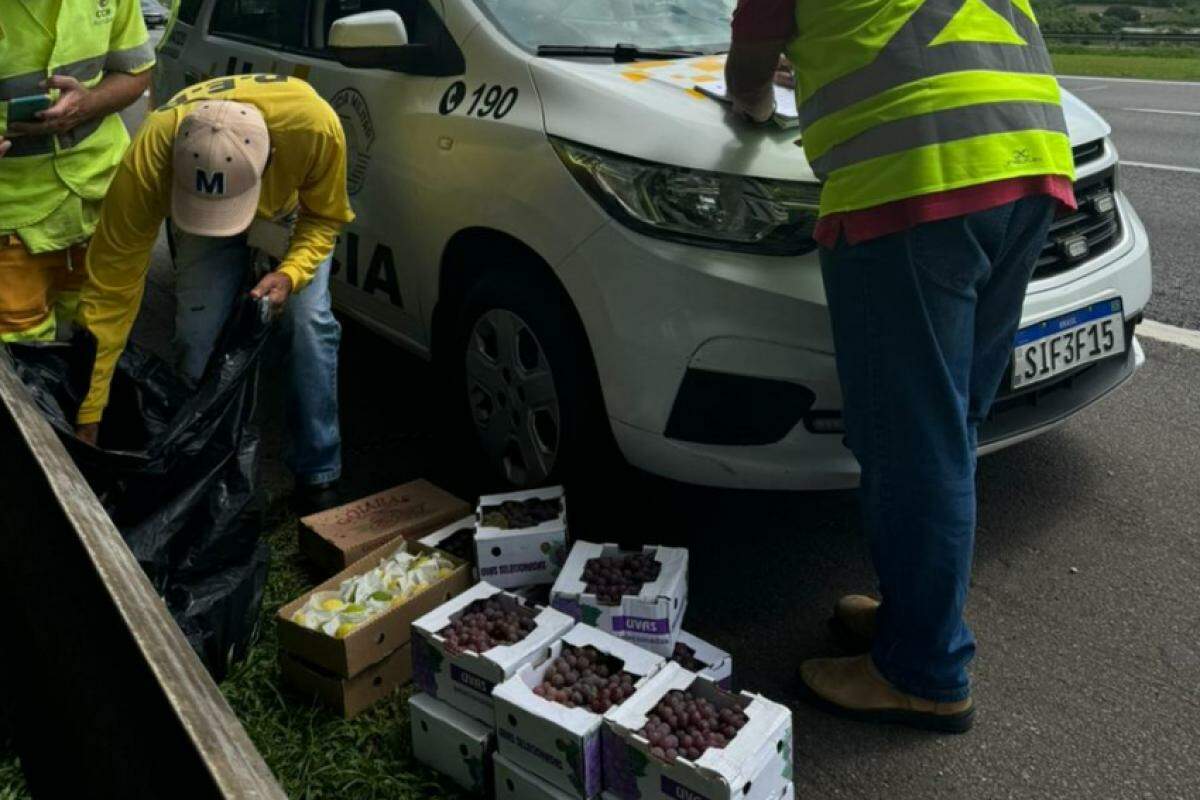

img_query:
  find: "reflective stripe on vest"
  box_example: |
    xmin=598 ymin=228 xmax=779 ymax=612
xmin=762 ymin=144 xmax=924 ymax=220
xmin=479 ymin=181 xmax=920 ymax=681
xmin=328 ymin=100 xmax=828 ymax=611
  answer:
xmin=1 ymin=55 xmax=110 ymax=157
xmin=804 ymin=70 xmax=1063 ymax=163
xmin=789 ymin=0 xmax=1073 ymax=215
xmin=799 ymin=0 xmax=1050 ymax=128
xmin=808 ymin=99 xmax=1066 ymax=176
xmin=0 ymin=0 xmax=154 ymax=234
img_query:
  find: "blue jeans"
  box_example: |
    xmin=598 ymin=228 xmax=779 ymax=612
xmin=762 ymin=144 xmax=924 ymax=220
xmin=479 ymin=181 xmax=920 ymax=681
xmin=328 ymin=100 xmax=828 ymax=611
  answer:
xmin=173 ymin=226 xmax=343 ymax=486
xmin=820 ymin=196 xmax=1055 ymax=702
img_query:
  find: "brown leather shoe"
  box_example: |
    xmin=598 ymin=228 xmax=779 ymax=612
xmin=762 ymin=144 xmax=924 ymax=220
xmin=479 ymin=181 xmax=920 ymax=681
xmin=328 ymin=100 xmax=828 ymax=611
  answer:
xmin=799 ymin=654 xmax=974 ymax=733
xmin=829 ymin=594 xmax=879 ymax=652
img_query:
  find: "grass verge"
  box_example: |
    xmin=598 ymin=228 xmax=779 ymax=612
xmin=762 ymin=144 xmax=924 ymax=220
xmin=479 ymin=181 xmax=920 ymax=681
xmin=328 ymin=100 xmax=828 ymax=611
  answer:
xmin=0 ymin=745 xmax=27 ymax=800
xmin=1050 ymin=45 xmax=1200 ymax=81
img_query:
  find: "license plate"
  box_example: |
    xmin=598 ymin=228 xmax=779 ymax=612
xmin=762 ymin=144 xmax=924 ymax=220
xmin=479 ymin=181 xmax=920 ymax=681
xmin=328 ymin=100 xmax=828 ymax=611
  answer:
xmin=1012 ymin=299 xmax=1125 ymax=390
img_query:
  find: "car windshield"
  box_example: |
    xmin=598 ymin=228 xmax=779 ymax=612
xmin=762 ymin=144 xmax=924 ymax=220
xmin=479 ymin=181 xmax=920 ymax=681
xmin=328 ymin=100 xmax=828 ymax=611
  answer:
xmin=475 ymin=0 xmax=736 ymax=53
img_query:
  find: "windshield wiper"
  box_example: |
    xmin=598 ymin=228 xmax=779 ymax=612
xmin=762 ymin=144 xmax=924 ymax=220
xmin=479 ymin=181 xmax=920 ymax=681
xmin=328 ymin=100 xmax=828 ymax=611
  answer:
xmin=536 ymin=43 xmax=702 ymax=63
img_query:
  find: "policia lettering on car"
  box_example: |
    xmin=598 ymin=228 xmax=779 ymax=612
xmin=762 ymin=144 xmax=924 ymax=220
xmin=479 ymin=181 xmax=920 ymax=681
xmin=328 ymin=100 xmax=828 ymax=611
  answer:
xmin=332 ymin=232 xmax=403 ymax=308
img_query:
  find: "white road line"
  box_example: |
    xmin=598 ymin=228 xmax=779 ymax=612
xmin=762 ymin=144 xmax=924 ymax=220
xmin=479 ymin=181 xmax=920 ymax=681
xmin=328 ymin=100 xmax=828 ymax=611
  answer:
xmin=1122 ymin=107 xmax=1200 ymax=117
xmin=1059 ymin=75 xmax=1200 ymax=88
xmin=1076 ymin=85 xmax=1109 ymax=92
xmin=1138 ymin=320 xmax=1200 ymax=351
xmin=1122 ymin=160 xmax=1200 ymax=175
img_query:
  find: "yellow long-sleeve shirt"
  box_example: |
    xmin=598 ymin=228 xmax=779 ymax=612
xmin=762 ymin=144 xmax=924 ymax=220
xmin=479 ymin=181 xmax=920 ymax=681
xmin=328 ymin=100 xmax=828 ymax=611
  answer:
xmin=76 ymin=74 xmax=355 ymax=425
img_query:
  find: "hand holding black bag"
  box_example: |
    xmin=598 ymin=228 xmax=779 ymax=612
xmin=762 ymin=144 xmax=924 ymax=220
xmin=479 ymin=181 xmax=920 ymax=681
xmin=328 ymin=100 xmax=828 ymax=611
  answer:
xmin=8 ymin=297 xmax=275 ymax=680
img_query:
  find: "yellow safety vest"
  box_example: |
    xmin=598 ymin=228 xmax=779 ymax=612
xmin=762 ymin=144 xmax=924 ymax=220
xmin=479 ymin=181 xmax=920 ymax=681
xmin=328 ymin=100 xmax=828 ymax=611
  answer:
xmin=788 ymin=0 xmax=1075 ymax=217
xmin=0 ymin=0 xmax=155 ymax=248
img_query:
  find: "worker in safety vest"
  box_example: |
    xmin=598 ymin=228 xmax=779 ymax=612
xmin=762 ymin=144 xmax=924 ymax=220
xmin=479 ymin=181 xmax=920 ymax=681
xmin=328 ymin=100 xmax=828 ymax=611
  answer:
xmin=727 ymin=0 xmax=1075 ymax=732
xmin=75 ymin=74 xmax=354 ymax=512
xmin=0 ymin=0 xmax=154 ymax=342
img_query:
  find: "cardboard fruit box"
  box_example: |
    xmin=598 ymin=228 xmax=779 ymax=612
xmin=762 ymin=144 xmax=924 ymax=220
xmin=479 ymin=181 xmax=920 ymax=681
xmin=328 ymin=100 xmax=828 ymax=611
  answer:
xmin=494 ymin=753 xmax=579 ymax=800
xmin=279 ymin=642 xmax=412 ymax=719
xmin=299 ymin=479 xmax=471 ymax=574
xmin=492 ymin=623 xmax=667 ymax=798
xmin=476 ymin=486 xmax=569 ymax=589
xmin=671 ymin=630 xmax=733 ymax=690
xmin=411 ymin=581 xmax=575 ymax=724
xmin=602 ymin=663 xmax=794 ymax=800
xmin=550 ymin=542 xmax=688 ymax=656
xmin=419 ymin=515 xmax=479 ymax=576
xmin=410 ymin=692 xmax=495 ymax=796
xmin=277 ymin=539 xmax=472 ymax=678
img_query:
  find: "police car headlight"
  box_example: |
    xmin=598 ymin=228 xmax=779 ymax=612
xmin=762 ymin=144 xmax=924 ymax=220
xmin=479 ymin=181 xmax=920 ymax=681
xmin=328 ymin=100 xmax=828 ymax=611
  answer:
xmin=553 ymin=138 xmax=820 ymax=256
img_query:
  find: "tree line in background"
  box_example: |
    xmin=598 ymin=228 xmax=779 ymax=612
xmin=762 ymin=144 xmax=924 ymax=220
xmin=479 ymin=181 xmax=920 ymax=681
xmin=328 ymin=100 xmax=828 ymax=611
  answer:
xmin=1036 ymin=0 xmax=1200 ymax=32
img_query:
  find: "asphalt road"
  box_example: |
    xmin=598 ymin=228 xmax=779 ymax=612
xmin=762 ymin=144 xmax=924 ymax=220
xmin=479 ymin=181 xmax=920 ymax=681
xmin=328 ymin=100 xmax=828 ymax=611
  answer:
xmin=1060 ymin=76 xmax=1200 ymax=330
xmin=10 ymin=75 xmax=1200 ymax=798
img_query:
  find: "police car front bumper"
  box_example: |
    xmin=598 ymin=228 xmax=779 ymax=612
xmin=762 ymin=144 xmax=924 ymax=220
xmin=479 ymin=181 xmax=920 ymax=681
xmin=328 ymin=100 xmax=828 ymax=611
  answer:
xmin=562 ymin=187 xmax=1151 ymax=491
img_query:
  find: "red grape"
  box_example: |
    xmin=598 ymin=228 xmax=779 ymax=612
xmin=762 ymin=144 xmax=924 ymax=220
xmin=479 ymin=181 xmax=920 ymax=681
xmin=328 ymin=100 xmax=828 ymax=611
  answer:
xmin=480 ymin=498 xmax=562 ymax=529
xmin=533 ymin=644 xmax=639 ymax=714
xmin=438 ymin=597 xmax=538 ymax=654
xmin=636 ymin=686 xmax=749 ymax=765
xmin=581 ymin=551 xmax=662 ymax=605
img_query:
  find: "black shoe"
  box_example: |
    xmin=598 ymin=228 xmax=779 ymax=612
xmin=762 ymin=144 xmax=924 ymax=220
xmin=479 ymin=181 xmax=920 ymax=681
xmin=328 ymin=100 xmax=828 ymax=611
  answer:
xmin=294 ymin=479 xmax=342 ymax=515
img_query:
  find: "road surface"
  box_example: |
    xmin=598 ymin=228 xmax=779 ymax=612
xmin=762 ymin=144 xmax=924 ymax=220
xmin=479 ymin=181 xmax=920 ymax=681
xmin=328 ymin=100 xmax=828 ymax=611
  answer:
xmin=1061 ymin=75 xmax=1200 ymax=331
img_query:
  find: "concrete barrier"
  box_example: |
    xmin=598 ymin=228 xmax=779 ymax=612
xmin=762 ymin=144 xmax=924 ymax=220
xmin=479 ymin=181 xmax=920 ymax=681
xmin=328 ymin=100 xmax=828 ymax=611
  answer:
xmin=0 ymin=348 xmax=284 ymax=799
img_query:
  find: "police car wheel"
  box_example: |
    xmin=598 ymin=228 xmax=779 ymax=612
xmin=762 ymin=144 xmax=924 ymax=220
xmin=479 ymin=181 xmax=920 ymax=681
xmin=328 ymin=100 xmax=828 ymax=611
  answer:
xmin=455 ymin=271 xmax=608 ymax=488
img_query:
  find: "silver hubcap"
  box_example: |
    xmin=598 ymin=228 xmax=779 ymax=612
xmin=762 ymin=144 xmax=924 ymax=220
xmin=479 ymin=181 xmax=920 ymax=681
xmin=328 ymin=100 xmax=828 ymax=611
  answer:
xmin=465 ymin=309 xmax=561 ymax=486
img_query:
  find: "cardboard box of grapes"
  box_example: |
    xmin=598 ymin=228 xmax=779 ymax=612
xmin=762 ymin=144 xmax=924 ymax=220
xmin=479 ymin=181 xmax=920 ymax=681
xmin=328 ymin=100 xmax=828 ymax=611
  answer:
xmin=277 ymin=539 xmax=472 ymax=677
xmin=412 ymin=581 xmax=575 ymax=724
xmin=410 ymin=692 xmax=495 ymax=796
xmin=494 ymin=753 xmax=585 ymax=800
xmin=278 ymin=643 xmax=411 ymax=719
xmin=550 ymin=542 xmax=688 ymax=656
xmin=475 ymin=487 xmax=569 ymax=589
xmin=420 ymin=515 xmax=479 ymax=578
xmin=492 ymin=623 xmax=667 ymax=798
xmin=299 ymin=479 xmax=471 ymax=575
xmin=672 ymin=630 xmax=733 ymax=690
xmin=602 ymin=663 xmax=794 ymax=800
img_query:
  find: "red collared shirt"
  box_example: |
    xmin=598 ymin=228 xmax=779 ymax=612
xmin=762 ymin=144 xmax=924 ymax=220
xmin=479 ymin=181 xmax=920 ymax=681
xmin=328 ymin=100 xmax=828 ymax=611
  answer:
xmin=813 ymin=176 xmax=1077 ymax=248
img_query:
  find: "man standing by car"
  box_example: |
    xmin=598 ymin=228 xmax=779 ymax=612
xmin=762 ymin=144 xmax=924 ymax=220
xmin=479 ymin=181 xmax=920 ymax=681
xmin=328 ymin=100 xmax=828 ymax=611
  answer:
xmin=726 ymin=0 xmax=1076 ymax=731
xmin=75 ymin=74 xmax=355 ymax=512
xmin=0 ymin=0 xmax=154 ymax=342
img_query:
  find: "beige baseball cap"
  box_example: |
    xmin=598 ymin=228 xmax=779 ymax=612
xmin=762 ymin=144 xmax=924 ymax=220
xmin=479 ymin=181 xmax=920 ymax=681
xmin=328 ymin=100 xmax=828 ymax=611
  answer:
xmin=171 ymin=101 xmax=271 ymax=237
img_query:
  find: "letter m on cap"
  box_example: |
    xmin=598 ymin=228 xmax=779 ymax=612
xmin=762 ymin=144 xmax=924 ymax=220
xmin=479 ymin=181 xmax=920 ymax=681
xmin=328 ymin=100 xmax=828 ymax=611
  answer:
xmin=196 ymin=169 xmax=225 ymax=195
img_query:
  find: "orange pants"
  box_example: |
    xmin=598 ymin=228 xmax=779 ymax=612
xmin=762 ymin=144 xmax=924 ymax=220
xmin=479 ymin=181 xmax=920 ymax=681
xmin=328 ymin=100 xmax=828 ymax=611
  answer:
xmin=0 ymin=234 xmax=88 ymax=342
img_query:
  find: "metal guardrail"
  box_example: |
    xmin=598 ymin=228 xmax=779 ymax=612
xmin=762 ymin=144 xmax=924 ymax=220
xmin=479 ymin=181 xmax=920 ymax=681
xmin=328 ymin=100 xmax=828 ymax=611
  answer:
xmin=1045 ymin=31 xmax=1200 ymax=45
xmin=0 ymin=349 xmax=285 ymax=799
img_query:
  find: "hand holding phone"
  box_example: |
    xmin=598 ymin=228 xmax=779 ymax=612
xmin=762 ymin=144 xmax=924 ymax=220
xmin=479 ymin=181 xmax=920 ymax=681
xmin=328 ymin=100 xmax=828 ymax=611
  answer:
xmin=7 ymin=94 xmax=53 ymax=124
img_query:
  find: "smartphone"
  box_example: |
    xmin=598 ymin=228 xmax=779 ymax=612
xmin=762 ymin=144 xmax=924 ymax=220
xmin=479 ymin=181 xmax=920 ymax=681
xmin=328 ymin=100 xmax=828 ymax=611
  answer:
xmin=7 ymin=94 xmax=52 ymax=123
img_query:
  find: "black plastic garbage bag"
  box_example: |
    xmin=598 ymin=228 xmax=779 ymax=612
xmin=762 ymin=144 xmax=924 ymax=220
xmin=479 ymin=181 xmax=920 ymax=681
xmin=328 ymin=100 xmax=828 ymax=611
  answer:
xmin=7 ymin=297 xmax=273 ymax=680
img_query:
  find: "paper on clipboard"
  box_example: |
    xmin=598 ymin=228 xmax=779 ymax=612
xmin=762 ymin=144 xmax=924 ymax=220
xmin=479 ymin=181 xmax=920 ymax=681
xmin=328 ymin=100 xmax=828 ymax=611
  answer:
xmin=695 ymin=80 xmax=799 ymax=130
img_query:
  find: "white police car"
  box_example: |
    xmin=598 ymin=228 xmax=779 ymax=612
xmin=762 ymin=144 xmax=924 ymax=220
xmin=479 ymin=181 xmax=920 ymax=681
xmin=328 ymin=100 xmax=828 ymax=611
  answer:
xmin=155 ymin=0 xmax=1151 ymax=489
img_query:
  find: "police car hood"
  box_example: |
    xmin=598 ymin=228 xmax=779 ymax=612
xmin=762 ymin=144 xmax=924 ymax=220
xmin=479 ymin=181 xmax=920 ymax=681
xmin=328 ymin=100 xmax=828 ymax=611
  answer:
xmin=531 ymin=55 xmax=1109 ymax=180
